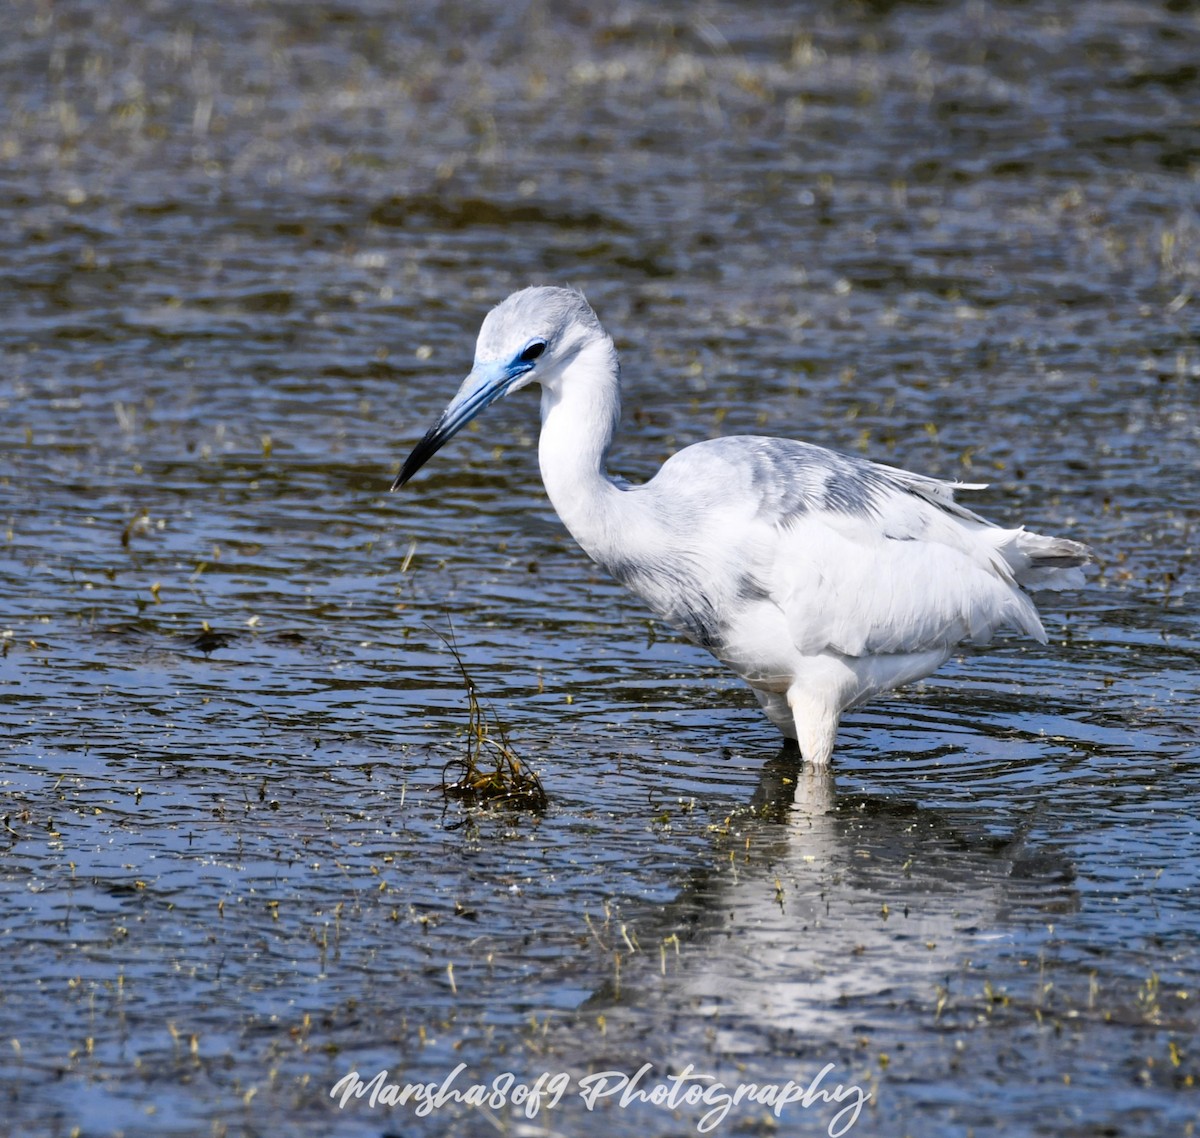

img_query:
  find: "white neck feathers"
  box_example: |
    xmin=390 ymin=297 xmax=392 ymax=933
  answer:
xmin=537 ymin=336 xmax=625 ymax=559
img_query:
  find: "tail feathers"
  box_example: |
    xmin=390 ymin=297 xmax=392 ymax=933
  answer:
xmin=1005 ymin=530 xmax=1092 ymax=592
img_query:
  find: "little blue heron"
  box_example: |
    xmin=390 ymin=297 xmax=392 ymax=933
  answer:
xmin=394 ymin=287 xmax=1090 ymax=766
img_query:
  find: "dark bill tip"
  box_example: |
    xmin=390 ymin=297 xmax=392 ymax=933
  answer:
xmin=391 ymin=424 xmax=447 ymax=491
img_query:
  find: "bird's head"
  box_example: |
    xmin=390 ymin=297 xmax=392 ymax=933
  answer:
xmin=392 ymin=286 xmax=607 ymax=490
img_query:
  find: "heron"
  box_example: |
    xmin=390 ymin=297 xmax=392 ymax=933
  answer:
xmin=393 ymin=286 xmax=1090 ymax=766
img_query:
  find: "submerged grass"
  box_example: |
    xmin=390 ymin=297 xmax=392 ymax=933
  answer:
xmin=434 ymin=625 xmax=548 ymax=813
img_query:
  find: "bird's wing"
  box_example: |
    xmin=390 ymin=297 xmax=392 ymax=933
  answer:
xmin=650 ymin=437 xmax=1046 ymax=659
xmin=765 ymin=508 xmax=1046 ymax=656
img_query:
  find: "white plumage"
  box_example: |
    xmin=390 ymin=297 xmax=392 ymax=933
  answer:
xmin=395 ymin=286 xmax=1090 ymax=765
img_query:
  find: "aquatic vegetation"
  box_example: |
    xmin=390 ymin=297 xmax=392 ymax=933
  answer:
xmin=434 ymin=625 xmax=547 ymax=813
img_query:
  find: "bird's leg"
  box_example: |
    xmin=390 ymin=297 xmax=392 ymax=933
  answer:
xmin=751 ymin=687 xmax=797 ymax=739
xmin=786 ymin=682 xmax=841 ymax=769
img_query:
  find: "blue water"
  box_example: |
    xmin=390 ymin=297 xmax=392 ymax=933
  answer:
xmin=1 ymin=1 xmax=1198 ymax=1135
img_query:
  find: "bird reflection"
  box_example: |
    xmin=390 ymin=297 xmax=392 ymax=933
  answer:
xmin=584 ymin=747 xmax=1077 ymax=1050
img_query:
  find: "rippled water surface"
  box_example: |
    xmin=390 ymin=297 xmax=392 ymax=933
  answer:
xmin=1 ymin=1 xmax=1198 ymax=1135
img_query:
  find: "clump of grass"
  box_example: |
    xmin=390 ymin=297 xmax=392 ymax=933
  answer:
xmin=435 ymin=626 xmax=547 ymax=812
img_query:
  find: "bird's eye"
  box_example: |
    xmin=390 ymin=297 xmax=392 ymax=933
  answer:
xmin=518 ymin=340 xmax=546 ymax=364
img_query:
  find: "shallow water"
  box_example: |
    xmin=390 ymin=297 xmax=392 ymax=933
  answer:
xmin=1 ymin=1 xmax=1198 ymax=1135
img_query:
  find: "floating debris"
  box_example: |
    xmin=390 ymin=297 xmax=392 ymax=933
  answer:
xmin=435 ymin=626 xmax=547 ymax=813
xmin=119 ymin=509 xmax=151 ymax=547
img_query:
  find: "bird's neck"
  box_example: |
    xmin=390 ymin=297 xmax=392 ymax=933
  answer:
xmin=537 ymin=337 xmax=625 ymax=559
